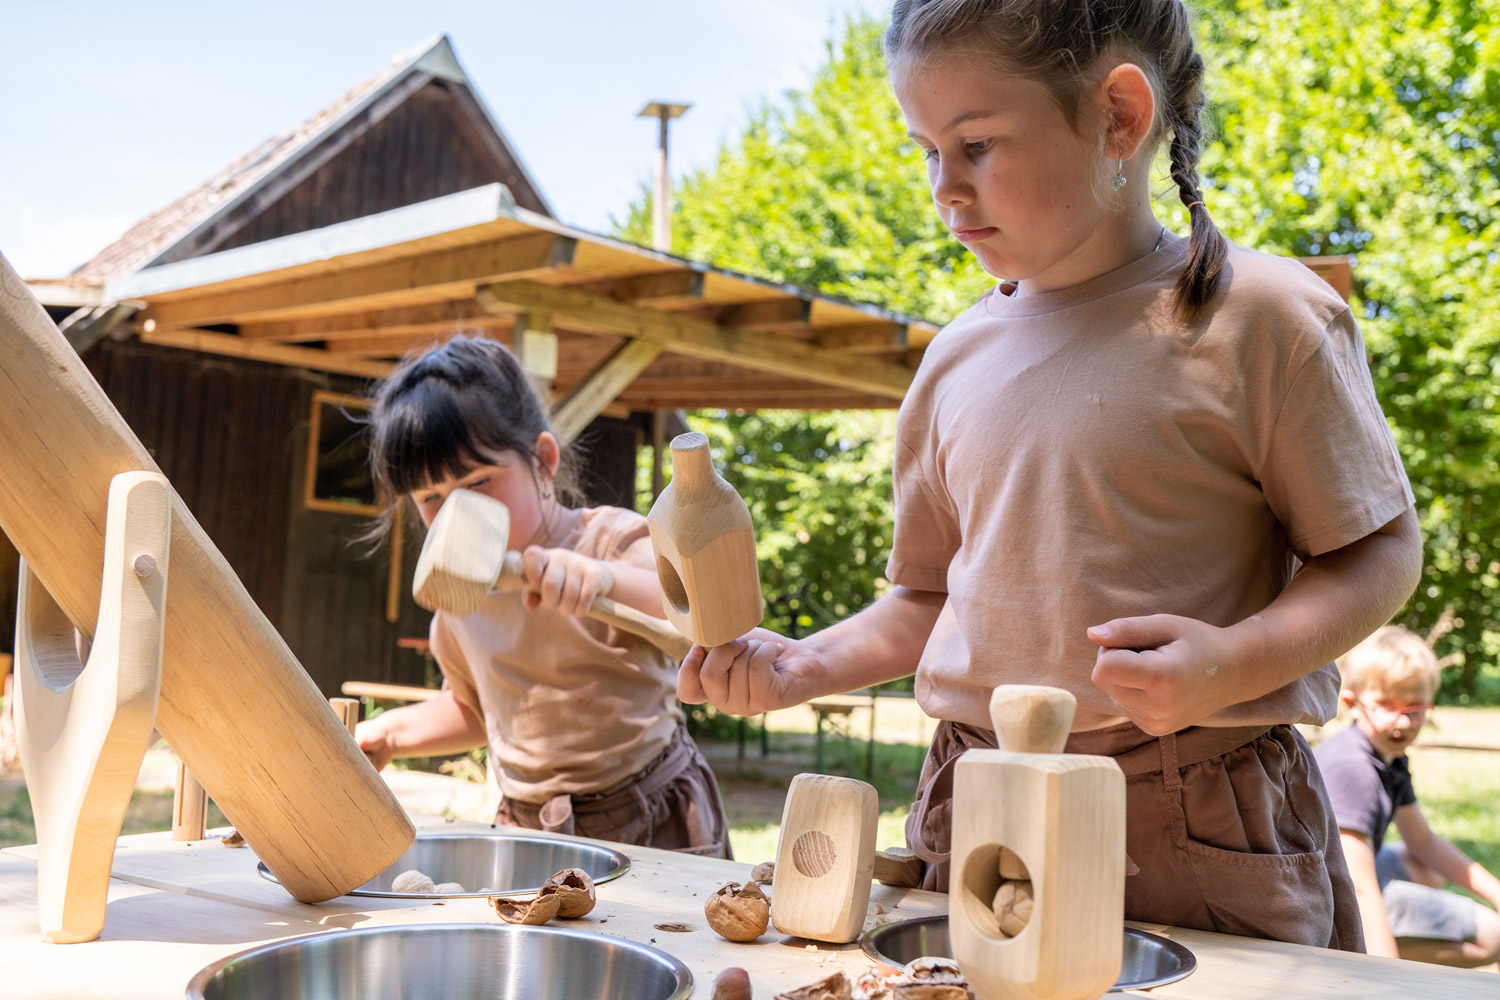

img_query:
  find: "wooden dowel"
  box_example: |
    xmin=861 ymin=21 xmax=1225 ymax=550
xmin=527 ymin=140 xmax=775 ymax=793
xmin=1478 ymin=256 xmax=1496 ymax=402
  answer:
xmin=172 ymin=761 xmax=207 ymax=842
xmin=330 ymin=697 xmax=360 ymax=736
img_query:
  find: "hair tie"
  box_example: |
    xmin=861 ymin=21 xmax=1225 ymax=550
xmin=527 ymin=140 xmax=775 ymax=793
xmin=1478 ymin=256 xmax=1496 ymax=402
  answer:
xmin=1185 ymin=201 xmax=1205 ymax=211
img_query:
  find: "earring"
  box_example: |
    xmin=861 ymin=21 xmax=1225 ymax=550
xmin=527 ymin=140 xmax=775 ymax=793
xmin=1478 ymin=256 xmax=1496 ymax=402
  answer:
xmin=1111 ymin=158 xmax=1127 ymax=191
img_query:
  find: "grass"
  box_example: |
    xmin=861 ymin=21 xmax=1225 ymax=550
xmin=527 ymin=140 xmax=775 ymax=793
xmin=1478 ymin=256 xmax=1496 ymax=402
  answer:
xmin=0 ymin=782 xmax=229 ymax=849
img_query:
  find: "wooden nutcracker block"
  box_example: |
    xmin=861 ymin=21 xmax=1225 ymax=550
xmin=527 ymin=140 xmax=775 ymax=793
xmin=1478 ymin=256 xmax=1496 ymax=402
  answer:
xmin=14 ymin=471 xmax=169 ymax=942
xmin=951 ymin=686 xmax=1125 ymax=1000
xmin=770 ymin=773 xmax=878 ymax=943
xmin=0 ymin=254 xmax=413 ymax=903
xmin=646 ymin=431 xmax=762 ymax=647
xmin=413 ymin=488 xmax=691 ymax=659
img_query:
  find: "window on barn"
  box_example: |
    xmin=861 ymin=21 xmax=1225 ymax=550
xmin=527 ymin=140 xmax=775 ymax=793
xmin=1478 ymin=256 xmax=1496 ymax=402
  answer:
xmin=305 ymin=391 xmax=379 ymax=515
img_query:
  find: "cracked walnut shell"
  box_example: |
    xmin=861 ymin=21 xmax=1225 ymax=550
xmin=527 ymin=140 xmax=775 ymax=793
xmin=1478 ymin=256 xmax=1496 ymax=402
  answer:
xmin=705 ymin=880 xmax=771 ymax=942
xmin=491 ymin=889 xmax=561 ymax=925
xmin=541 ymin=867 xmax=596 ymax=918
xmin=775 ymin=971 xmax=851 ymax=1000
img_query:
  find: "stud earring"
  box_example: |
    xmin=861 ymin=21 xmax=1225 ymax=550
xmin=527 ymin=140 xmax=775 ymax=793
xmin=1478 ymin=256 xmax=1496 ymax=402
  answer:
xmin=1111 ymin=158 xmax=1127 ymax=191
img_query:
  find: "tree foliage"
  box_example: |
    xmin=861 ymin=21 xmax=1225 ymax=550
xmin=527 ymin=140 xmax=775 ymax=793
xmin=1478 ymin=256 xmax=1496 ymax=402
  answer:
xmin=621 ymin=4 xmax=1500 ymax=702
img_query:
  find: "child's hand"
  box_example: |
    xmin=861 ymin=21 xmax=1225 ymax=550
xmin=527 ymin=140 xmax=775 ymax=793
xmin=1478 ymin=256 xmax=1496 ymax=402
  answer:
xmin=354 ymin=719 xmax=396 ymax=771
xmin=1087 ymin=614 xmax=1237 ymax=735
xmin=519 ymin=546 xmax=615 ymax=616
xmin=678 ymin=628 xmax=809 ymax=717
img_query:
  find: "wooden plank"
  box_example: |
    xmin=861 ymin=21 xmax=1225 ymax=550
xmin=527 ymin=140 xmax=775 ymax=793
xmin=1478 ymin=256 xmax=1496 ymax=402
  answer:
xmin=140 ymin=327 xmax=393 ymax=379
xmin=551 ymin=339 xmax=664 ymax=444
xmin=716 ymin=298 xmax=812 ymax=331
xmin=572 ymin=269 xmax=704 ymax=304
xmin=813 ymin=323 xmax=909 ymax=352
xmin=140 ymin=233 xmax=574 ymax=327
xmin=237 ymin=302 xmax=508 ymax=343
xmin=477 ymin=280 xmax=912 ymax=400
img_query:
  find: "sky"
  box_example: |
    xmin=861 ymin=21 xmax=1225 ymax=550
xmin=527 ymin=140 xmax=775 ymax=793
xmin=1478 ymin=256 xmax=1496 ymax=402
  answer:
xmin=0 ymin=0 xmax=883 ymax=280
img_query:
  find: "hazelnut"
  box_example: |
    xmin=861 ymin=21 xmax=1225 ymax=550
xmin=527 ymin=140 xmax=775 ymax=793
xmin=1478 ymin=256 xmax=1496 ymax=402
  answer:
xmin=712 ymin=967 xmax=754 ymax=1000
xmin=705 ymin=880 xmax=771 ymax=942
xmin=491 ymin=889 xmax=561 ymax=925
xmin=542 ymin=867 xmax=596 ymax=918
xmin=774 ymin=971 xmax=852 ymax=1000
xmin=992 ymin=880 xmax=1033 ymax=937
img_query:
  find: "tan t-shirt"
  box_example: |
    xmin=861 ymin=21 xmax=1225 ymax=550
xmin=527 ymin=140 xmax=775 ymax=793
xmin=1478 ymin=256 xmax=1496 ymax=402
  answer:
xmin=430 ymin=506 xmax=684 ymax=802
xmin=888 ymin=237 xmax=1414 ymax=732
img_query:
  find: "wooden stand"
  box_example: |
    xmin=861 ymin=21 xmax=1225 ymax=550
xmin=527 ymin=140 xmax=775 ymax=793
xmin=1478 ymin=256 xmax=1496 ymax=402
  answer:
xmin=13 ymin=472 xmax=169 ymax=942
xmin=770 ymin=773 xmax=877 ymax=943
xmin=0 ymin=254 xmax=413 ymax=903
xmin=412 ymin=488 xmax=691 ymax=659
xmin=646 ymin=432 xmax=762 ymax=647
xmin=950 ymin=686 xmax=1125 ymax=1000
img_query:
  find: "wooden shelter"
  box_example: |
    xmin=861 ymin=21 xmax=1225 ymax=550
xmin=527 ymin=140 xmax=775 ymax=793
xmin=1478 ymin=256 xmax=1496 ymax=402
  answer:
xmin=8 ymin=35 xmax=934 ymax=696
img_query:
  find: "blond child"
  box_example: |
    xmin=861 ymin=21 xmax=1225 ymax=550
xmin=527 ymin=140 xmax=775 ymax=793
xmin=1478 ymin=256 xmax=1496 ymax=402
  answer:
xmin=1316 ymin=626 xmax=1500 ymax=966
xmin=679 ymin=0 xmax=1424 ymax=949
xmin=354 ymin=335 xmax=731 ymax=857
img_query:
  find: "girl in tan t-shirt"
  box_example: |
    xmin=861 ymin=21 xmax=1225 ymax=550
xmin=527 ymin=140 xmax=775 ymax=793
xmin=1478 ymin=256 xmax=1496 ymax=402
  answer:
xmin=355 ymin=335 xmax=730 ymax=857
xmin=678 ymin=0 xmax=1423 ymax=949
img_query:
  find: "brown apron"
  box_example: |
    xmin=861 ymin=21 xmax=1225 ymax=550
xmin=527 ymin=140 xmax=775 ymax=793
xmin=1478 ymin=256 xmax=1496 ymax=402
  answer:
xmin=905 ymin=720 xmax=1364 ymax=951
xmin=494 ymin=725 xmax=732 ymax=859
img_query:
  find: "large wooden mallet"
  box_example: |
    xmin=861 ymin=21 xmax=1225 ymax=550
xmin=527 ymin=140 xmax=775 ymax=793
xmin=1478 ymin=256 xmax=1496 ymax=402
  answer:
xmin=412 ymin=488 xmax=692 ymax=660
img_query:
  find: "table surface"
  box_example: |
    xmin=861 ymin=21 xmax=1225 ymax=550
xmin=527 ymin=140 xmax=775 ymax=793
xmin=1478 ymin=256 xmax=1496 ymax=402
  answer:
xmin=1 ymin=816 xmax=1495 ymax=999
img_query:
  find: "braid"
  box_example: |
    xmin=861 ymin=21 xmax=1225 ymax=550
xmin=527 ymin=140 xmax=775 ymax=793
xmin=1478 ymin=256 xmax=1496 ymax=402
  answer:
xmin=1164 ymin=46 xmax=1227 ymax=318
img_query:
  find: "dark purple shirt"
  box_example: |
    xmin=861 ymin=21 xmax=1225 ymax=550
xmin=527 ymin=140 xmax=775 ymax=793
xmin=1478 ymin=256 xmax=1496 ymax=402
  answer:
xmin=1314 ymin=723 xmax=1416 ymax=852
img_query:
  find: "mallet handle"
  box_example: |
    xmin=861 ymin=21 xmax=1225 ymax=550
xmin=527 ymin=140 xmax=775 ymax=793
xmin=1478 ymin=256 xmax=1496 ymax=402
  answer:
xmin=495 ymin=553 xmax=693 ymax=661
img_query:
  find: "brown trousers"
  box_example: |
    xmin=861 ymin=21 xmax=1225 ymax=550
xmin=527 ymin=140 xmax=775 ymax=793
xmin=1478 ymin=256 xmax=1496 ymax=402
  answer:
xmin=494 ymin=726 xmax=732 ymax=859
xmin=905 ymin=720 xmax=1364 ymax=951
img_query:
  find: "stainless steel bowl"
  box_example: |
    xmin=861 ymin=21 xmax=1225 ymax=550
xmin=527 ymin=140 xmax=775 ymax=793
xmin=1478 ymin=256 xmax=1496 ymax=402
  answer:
xmin=186 ymin=923 xmax=692 ymax=1000
xmin=860 ymin=914 xmax=1196 ymax=992
xmin=257 ymin=833 xmax=630 ymax=898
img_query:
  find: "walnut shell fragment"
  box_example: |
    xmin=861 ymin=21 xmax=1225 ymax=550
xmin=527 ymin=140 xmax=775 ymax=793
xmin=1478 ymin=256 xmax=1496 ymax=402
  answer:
xmin=992 ymin=880 xmax=1033 ymax=937
xmin=491 ymin=890 xmax=561 ymax=925
xmin=705 ymin=880 xmax=771 ymax=942
xmin=774 ymin=971 xmax=852 ymax=1000
xmin=541 ymin=867 xmax=596 ymax=918
xmin=749 ymin=861 xmax=776 ymax=884
xmin=901 ymin=957 xmax=965 ymax=986
xmin=712 ymin=966 xmax=754 ymax=1000
xmin=890 ymin=986 xmax=973 ymax=999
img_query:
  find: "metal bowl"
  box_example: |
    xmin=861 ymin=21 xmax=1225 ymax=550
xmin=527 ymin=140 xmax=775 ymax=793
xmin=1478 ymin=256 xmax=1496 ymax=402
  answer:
xmin=257 ymin=833 xmax=630 ymax=899
xmin=186 ymin=922 xmax=692 ymax=1000
xmin=860 ymin=914 xmax=1196 ymax=992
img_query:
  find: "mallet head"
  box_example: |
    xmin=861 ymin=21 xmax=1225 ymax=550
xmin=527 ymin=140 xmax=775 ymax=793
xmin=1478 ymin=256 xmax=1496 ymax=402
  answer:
xmin=412 ymin=489 xmax=511 ymax=615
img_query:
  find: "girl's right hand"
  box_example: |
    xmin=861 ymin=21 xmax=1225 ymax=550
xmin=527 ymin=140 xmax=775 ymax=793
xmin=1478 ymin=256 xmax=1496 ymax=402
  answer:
xmin=354 ymin=719 xmax=396 ymax=771
xmin=677 ymin=628 xmax=813 ymax=716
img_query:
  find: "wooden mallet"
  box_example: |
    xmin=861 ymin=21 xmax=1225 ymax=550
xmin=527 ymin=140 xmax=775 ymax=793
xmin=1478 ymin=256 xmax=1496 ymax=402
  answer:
xmin=412 ymin=488 xmax=692 ymax=660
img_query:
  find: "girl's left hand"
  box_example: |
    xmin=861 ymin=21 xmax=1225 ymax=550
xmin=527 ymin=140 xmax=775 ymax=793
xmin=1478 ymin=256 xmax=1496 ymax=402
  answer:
xmin=1088 ymin=614 xmax=1239 ymax=736
xmin=519 ymin=546 xmax=615 ymax=616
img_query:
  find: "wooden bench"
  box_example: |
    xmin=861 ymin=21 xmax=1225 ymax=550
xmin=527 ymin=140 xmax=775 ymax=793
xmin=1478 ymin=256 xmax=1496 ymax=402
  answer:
xmin=809 ymin=689 xmax=877 ymax=778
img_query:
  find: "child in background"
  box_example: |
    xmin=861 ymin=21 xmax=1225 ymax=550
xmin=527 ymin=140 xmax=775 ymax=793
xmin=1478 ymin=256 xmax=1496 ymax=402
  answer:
xmin=680 ymin=0 xmax=1423 ymax=948
xmin=1316 ymin=627 xmax=1500 ymax=966
xmin=355 ymin=335 xmax=731 ymax=858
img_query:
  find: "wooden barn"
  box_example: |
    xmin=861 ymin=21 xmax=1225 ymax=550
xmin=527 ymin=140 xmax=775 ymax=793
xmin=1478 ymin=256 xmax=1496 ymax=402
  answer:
xmin=6 ymin=35 xmax=938 ymax=697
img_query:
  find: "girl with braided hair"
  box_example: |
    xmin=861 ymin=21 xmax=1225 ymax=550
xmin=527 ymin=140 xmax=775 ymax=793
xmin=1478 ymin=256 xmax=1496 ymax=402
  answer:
xmin=680 ymin=0 xmax=1421 ymax=947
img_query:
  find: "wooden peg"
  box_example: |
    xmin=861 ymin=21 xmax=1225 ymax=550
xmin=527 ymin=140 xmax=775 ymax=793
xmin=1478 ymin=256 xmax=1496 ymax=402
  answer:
xmin=172 ymin=760 xmax=208 ymax=842
xmin=645 ymin=431 xmax=762 ymax=647
xmin=770 ymin=773 xmax=878 ymax=943
xmin=949 ymin=685 xmax=1125 ymax=1000
xmin=412 ymin=488 xmax=692 ymax=659
xmin=14 ymin=471 xmax=169 ymax=942
xmin=330 ymin=697 xmax=360 ymax=736
xmin=0 ymin=256 xmax=413 ymax=904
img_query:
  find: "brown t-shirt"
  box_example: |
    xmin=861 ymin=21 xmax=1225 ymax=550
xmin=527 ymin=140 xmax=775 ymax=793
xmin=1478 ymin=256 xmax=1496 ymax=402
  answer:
xmin=430 ymin=506 xmax=683 ymax=802
xmin=888 ymin=237 xmax=1414 ymax=731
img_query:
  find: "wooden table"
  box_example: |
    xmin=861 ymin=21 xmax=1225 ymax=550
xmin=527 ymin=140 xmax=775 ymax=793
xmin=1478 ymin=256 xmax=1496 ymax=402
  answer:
xmin=1 ymin=815 xmax=1494 ymax=999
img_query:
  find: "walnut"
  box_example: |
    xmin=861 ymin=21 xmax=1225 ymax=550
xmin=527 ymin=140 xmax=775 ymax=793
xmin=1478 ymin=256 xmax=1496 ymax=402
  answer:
xmin=901 ymin=957 xmax=965 ymax=986
xmin=705 ymin=880 xmax=771 ymax=942
xmin=491 ymin=889 xmax=561 ymax=925
xmin=775 ymin=971 xmax=852 ymax=1000
xmin=220 ymin=828 xmax=246 ymax=848
xmin=542 ymin=867 xmax=596 ymax=918
xmin=992 ymin=880 xmax=1033 ymax=937
xmin=712 ymin=967 xmax=754 ymax=1000
xmin=433 ymin=882 xmax=466 ymax=894
xmin=749 ymin=861 xmax=776 ymax=884
xmin=391 ymin=869 xmax=437 ymax=894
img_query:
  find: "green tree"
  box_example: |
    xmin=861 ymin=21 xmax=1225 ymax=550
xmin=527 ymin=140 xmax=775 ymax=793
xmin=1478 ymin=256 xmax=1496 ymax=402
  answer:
xmin=622 ymin=4 xmax=1500 ymax=702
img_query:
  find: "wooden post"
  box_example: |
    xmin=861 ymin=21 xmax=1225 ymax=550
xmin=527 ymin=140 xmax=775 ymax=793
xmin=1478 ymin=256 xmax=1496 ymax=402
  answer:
xmin=645 ymin=432 xmax=762 ymax=647
xmin=950 ymin=686 xmax=1125 ymax=1000
xmin=770 ymin=773 xmax=877 ymax=943
xmin=171 ymin=761 xmax=207 ymax=842
xmin=0 ymin=253 xmax=413 ymax=903
xmin=14 ymin=472 xmax=168 ymax=942
xmin=330 ymin=697 xmax=360 ymax=736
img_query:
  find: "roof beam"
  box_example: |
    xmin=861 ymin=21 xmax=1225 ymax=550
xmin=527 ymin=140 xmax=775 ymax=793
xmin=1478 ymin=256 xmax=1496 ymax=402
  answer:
xmin=569 ymin=269 xmax=704 ymax=304
xmin=140 ymin=327 xmax=392 ymax=379
xmin=812 ymin=323 xmax=909 ymax=352
xmin=550 ymin=339 xmax=664 ymax=444
xmin=240 ymin=302 xmax=509 ymax=343
xmin=141 ymin=233 xmax=574 ymax=328
xmin=476 ymin=280 xmax=912 ymax=400
xmin=716 ymin=298 xmax=812 ymax=332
